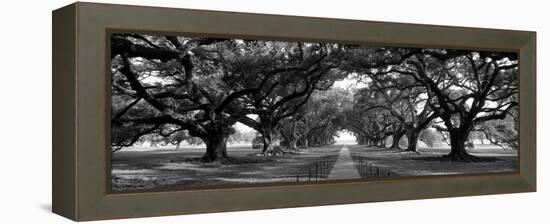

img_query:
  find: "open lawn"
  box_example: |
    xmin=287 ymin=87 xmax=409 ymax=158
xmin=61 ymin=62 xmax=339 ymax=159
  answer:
xmin=111 ymin=144 xmax=341 ymax=191
xmin=111 ymin=143 xmax=518 ymax=191
xmin=348 ymin=144 xmax=518 ymax=177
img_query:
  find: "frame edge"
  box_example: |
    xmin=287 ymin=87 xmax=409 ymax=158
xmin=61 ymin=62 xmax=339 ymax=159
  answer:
xmin=519 ymin=31 xmax=537 ymax=191
xmin=69 ymin=2 xmax=537 ymax=220
xmin=52 ymin=2 xmax=78 ymax=221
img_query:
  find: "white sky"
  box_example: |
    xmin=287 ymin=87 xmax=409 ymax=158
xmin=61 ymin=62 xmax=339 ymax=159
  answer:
xmin=332 ymin=73 xmax=366 ymax=90
xmin=234 ymin=115 xmax=257 ymax=133
xmin=332 ymin=75 xmax=360 ymax=143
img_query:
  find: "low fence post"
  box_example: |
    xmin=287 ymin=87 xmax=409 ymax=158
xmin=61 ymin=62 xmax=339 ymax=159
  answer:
xmin=361 ymin=163 xmax=364 ymax=178
xmin=366 ymin=162 xmax=369 ymax=178
xmin=324 ymin=160 xmax=327 ymax=178
xmin=315 ymin=163 xmax=318 ymax=181
xmin=322 ymin=161 xmax=324 ymax=179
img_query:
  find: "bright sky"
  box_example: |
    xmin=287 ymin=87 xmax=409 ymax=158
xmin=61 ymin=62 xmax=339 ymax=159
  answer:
xmin=332 ymin=73 xmax=366 ymax=90
xmin=332 ymin=75 xmax=360 ymax=144
xmin=335 ymin=131 xmax=356 ymax=144
xmin=234 ymin=115 xmax=257 ymax=133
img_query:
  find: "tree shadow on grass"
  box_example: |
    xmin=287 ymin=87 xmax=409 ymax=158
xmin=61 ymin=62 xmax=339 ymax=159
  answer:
xmin=349 ymin=146 xmax=394 ymax=153
xmin=168 ymin=154 xmax=276 ymax=165
xmin=409 ymin=155 xmax=501 ymax=163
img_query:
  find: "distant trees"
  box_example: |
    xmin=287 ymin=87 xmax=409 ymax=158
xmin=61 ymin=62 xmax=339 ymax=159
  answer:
xmin=340 ymin=47 xmax=518 ymax=160
xmin=229 ymin=42 xmax=345 ymax=154
xmin=419 ymin=128 xmax=441 ymax=148
xmin=292 ymin=88 xmax=350 ymax=148
xmin=350 ymin=79 xmax=436 ymax=152
xmin=343 ymin=103 xmax=394 ymax=147
xmin=111 ymin=35 xmax=344 ymax=161
xmin=478 ymin=108 xmax=518 ymax=150
xmin=229 ymin=129 xmax=257 ymax=143
xmin=111 ymin=34 xmax=518 ymax=162
xmin=339 ymin=47 xmax=429 ymax=151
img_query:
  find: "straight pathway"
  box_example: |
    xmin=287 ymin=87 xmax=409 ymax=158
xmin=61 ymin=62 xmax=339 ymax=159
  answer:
xmin=327 ymin=145 xmax=361 ymax=180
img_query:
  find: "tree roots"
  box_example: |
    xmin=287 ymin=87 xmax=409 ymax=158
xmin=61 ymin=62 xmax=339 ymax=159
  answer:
xmin=395 ymin=149 xmax=421 ymax=154
xmin=440 ymin=153 xmax=499 ymax=162
xmin=260 ymin=147 xmax=300 ymax=157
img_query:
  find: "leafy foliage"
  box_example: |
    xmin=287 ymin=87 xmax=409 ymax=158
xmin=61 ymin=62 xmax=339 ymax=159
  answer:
xmin=111 ymin=33 xmax=519 ymax=162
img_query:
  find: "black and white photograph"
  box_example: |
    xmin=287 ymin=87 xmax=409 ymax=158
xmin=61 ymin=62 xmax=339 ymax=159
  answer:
xmin=110 ymin=33 xmax=519 ymax=191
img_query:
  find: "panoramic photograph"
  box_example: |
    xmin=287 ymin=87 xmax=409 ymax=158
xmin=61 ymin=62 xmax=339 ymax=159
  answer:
xmin=110 ymin=33 xmax=518 ymax=191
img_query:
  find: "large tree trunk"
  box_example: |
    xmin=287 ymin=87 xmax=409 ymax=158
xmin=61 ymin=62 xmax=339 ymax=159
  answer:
xmin=379 ymin=136 xmax=387 ymax=148
xmin=372 ymin=138 xmax=379 ymax=147
xmin=443 ymin=129 xmax=476 ymax=161
xmin=371 ymin=138 xmax=381 ymax=147
xmin=404 ymin=129 xmax=420 ymax=152
xmin=201 ymin=134 xmax=228 ymax=162
xmin=289 ymin=122 xmax=298 ymax=151
xmin=289 ymin=139 xmax=298 ymax=151
xmin=390 ymin=131 xmax=404 ymax=149
xmin=357 ymin=136 xmax=364 ymax=145
xmin=262 ymin=130 xmax=282 ymax=155
xmin=310 ymin=136 xmax=317 ymax=147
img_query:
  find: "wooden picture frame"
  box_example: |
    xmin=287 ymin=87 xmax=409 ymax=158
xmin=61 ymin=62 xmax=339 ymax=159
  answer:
xmin=52 ymin=2 xmax=536 ymax=221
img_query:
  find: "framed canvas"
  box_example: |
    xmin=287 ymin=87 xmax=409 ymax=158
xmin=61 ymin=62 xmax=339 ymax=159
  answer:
xmin=52 ymin=2 xmax=536 ymax=221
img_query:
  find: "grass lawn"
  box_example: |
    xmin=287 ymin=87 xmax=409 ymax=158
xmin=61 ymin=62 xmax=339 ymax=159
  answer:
xmin=348 ymin=144 xmax=518 ymax=177
xmin=111 ymin=144 xmax=341 ymax=191
xmin=111 ymin=143 xmax=518 ymax=191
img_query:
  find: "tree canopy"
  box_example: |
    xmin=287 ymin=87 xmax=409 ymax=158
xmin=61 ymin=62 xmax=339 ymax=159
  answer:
xmin=111 ymin=34 xmax=518 ymax=162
